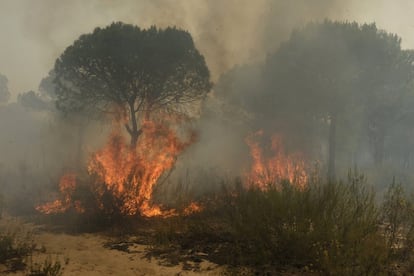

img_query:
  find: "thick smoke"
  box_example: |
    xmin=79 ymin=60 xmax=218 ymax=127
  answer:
xmin=0 ymin=1 xmax=414 ymax=205
xmin=2 ymin=0 xmax=414 ymax=95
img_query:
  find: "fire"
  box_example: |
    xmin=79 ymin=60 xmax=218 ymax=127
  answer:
xmin=245 ymin=130 xmax=307 ymax=190
xmin=183 ymin=202 xmax=203 ymax=216
xmin=87 ymin=115 xmax=197 ymax=217
xmin=36 ymin=172 xmax=84 ymax=214
xmin=37 ymin=113 xmax=202 ymax=218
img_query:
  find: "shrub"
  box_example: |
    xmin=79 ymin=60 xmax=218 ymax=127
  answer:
xmin=381 ymin=181 xmax=414 ymax=260
xmin=0 ymin=220 xmax=35 ymax=272
xmin=224 ymin=173 xmax=389 ymax=273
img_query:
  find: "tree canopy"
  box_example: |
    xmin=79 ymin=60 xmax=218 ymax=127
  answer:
xmin=262 ymin=21 xmax=414 ymax=179
xmin=53 ymin=22 xmax=212 ymax=146
xmin=213 ymin=21 xmax=414 ymax=180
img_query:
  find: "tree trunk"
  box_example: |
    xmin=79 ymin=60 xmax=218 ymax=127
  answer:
xmin=130 ymin=130 xmax=142 ymax=148
xmin=328 ymin=112 xmax=337 ymax=182
xmin=128 ymin=102 xmax=141 ymax=148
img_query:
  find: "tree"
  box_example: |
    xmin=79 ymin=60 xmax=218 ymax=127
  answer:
xmin=18 ymin=90 xmax=49 ymax=111
xmin=213 ymin=63 xmax=264 ymax=125
xmin=360 ymin=46 xmax=414 ymax=166
xmin=0 ymin=73 xmax=10 ymax=103
xmin=53 ymin=22 xmax=211 ymax=147
xmin=263 ymin=21 xmax=411 ymax=180
xmin=39 ymin=70 xmax=57 ymax=101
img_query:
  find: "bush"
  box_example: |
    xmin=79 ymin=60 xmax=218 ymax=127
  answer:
xmin=381 ymin=181 xmax=414 ymax=260
xmin=147 ymin=172 xmax=400 ymax=274
xmin=223 ymin=172 xmax=389 ymax=273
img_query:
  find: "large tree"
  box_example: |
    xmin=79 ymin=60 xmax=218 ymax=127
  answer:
xmin=263 ymin=21 xmax=411 ymax=180
xmin=53 ymin=22 xmax=211 ymax=146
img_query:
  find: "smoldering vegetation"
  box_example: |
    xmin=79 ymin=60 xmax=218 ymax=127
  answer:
xmin=2 ymin=1 xmax=414 ymax=274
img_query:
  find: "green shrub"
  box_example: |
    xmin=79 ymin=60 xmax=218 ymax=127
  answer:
xmin=217 ymin=172 xmax=390 ymax=273
xmin=147 ymin=172 xmax=395 ymax=273
xmin=381 ymin=181 xmax=414 ymax=260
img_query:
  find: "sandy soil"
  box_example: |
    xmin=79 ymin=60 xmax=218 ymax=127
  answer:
xmin=0 ymin=217 xmax=223 ymax=276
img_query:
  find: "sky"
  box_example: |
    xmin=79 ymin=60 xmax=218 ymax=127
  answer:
xmin=1 ymin=0 xmax=414 ymax=99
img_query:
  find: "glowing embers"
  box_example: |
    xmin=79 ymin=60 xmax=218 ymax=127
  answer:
xmin=245 ymin=130 xmax=308 ymax=190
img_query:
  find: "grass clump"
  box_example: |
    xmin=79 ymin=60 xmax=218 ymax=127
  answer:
xmin=0 ymin=218 xmax=66 ymax=275
xmin=0 ymin=219 xmax=35 ymax=272
xmin=27 ymin=255 xmax=63 ymax=276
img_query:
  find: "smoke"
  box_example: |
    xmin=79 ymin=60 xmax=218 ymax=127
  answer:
xmin=1 ymin=0 xmax=414 ymax=96
xmin=1 ymin=1 xmax=414 ymax=207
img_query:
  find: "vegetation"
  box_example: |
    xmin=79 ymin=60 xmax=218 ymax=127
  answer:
xmin=215 ymin=20 xmax=414 ymax=181
xmin=0 ymin=220 xmax=34 ymax=272
xmin=4 ymin=18 xmax=414 ymax=275
xmin=52 ymin=22 xmax=211 ymax=146
xmin=143 ymin=173 xmax=414 ymax=274
xmin=27 ymin=255 xmax=63 ymax=276
xmin=0 ymin=218 xmax=64 ymax=275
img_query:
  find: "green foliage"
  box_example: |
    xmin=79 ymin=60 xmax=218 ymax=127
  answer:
xmin=214 ymin=20 xmax=414 ymax=177
xmin=223 ymin=174 xmax=388 ymax=274
xmin=53 ymin=22 xmax=211 ymax=146
xmin=147 ymin=172 xmax=414 ymax=274
xmin=381 ymin=181 xmax=414 ymax=259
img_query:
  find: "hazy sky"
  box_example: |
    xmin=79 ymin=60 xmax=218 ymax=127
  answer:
xmin=1 ymin=0 xmax=414 ymax=99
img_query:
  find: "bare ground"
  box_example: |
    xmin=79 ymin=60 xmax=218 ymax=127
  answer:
xmin=0 ymin=216 xmax=223 ymax=276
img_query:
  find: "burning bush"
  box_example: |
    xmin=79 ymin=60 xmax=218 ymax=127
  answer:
xmin=245 ymin=130 xmax=308 ymax=190
xmin=36 ymin=114 xmax=202 ymax=220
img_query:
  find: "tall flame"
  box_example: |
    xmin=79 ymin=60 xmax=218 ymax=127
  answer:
xmin=37 ymin=113 xmax=200 ymax=217
xmin=245 ymin=130 xmax=307 ymax=190
xmin=87 ymin=115 xmax=197 ymax=217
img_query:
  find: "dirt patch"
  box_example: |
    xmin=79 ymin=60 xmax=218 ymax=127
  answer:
xmin=0 ymin=216 xmax=223 ymax=275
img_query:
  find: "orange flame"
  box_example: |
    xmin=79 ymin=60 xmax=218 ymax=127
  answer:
xmin=88 ymin=115 xmax=197 ymax=217
xmin=36 ymin=172 xmax=84 ymax=214
xmin=245 ymin=130 xmax=307 ymax=190
xmin=37 ymin=113 xmax=203 ymax=217
xmin=183 ymin=202 xmax=203 ymax=216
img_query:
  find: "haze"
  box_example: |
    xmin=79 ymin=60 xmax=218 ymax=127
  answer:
xmin=1 ymin=0 xmax=414 ymax=98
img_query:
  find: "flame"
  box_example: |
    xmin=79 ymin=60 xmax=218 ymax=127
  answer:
xmin=183 ymin=202 xmax=203 ymax=216
xmin=37 ymin=113 xmax=203 ymax=218
xmin=245 ymin=130 xmax=307 ymax=190
xmin=36 ymin=172 xmax=84 ymax=214
xmin=88 ymin=115 xmax=197 ymax=217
